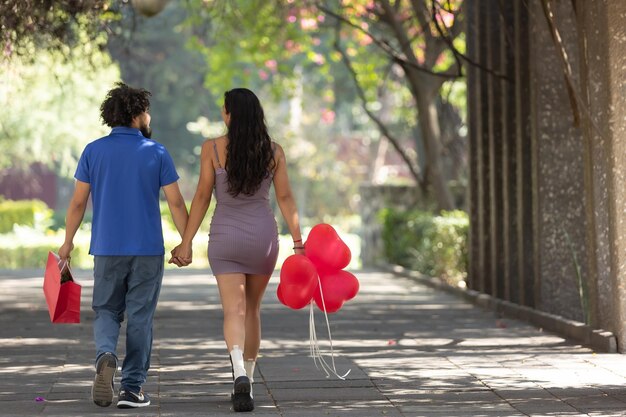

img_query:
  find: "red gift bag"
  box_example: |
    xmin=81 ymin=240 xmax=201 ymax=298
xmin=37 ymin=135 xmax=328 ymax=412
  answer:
xmin=43 ymin=251 xmax=81 ymax=323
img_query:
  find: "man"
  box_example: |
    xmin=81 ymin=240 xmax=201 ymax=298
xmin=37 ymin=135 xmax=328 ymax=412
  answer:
xmin=58 ymin=82 xmax=188 ymax=409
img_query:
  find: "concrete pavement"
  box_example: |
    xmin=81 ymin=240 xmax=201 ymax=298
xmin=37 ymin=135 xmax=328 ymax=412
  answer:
xmin=1 ymin=268 xmax=626 ymax=416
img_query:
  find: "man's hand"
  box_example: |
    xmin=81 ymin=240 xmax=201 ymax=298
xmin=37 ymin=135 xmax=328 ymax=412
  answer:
xmin=58 ymin=242 xmax=74 ymax=261
xmin=169 ymin=243 xmax=192 ymax=267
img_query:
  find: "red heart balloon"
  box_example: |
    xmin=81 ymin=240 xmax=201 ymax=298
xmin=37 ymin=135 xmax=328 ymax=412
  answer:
xmin=280 ymin=254 xmax=318 ymax=286
xmin=335 ymin=270 xmax=360 ymax=301
xmin=304 ymin=224 xmax=351 ymax=272
xmin=312 ymin=270 xmax=359 ymax=313
xmin=313 ymin=291 xmax=344 ymax=313
xmin=278 ymin=255 xmax=319 ymax=310
xmin=277 ymin=284 xmax=286 ymax=305
xmin=279 ymin=283 xmax=316 ymax=310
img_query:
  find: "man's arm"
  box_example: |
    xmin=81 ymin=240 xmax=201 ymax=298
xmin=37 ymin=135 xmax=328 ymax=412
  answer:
xmin=58 ymin=180 xmax=91 ymax=261
xmin=163 ymin=181 xmax=188 ymax=237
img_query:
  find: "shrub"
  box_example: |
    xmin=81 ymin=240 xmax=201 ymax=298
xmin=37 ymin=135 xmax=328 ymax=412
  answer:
xmin=0 ymin=199 xmax=53 ymax=233
xmin=0 ymin=225 xmax=92 ymax=269
xmin=0 ymin=241 xmax=92 ymax=269
xmin=379 ymin=208 xmax=469 ymax=285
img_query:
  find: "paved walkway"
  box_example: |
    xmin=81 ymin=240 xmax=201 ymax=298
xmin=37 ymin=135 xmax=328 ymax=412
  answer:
xmin=1 ymin=268 xmax=626 ymax=416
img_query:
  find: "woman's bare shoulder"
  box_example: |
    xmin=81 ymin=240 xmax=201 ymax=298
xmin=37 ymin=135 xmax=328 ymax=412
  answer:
xmin=271 ymin=141 xmax=285 ymax=155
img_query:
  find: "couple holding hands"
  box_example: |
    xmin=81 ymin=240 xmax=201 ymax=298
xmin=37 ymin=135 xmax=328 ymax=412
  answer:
xmin=58 ymin=83 xmax=303 ymax=412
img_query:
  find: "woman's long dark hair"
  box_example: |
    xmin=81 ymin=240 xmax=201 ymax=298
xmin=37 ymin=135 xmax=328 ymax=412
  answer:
xmin=224 ymin=88 xmax=275 ymax=196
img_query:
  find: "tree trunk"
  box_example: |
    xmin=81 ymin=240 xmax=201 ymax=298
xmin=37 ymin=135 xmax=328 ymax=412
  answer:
xmin=406 ymin=70 xmax=455 ymax=211
xmin=417 ymin=94 xmax=455 ymax=211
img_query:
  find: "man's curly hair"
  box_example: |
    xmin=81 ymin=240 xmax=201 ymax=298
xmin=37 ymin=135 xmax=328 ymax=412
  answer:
xmin=100 ymin=82 xmax=151 ymax=127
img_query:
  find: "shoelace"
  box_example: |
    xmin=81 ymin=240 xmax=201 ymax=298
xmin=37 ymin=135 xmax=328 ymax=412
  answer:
xmin=120 ymin=390 xmax=143 ymax=400
xmin=308 ymin=276 xmax=351 ymax=380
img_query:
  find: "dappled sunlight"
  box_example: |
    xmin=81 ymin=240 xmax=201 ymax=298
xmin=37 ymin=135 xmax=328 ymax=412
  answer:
xmin=161 ymin=274 xmax=215 ymax=286
xmin=456 ymin=335 xmax=568 ymax=347
xmin=157 ymin=363 xmax=228 ymax=374
xmin=156 ymin=301 xmax=221 ymax=311
xmin=2 ymin=269 xmax=626 ymax=416
xmin=0 ymin=338 xmax=81 ymax=347
xmin=0 ymin=364 xmax=67 ymax=375
xmin=158 ymin=338 xmax=225 ymax=351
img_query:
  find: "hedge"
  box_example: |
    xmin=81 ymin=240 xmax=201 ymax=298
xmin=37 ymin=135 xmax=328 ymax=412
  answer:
xmin=0 ymin=199 xmax=53 ymax=233
xmin=0 ymin=241 xmax=92 ymax=269
xmin=379 ymin=208 xmax=469 ymax=284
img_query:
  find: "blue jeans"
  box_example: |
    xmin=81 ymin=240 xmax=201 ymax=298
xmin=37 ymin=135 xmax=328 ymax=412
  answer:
xmin=92 ymin=256 xmax=164 ymax=393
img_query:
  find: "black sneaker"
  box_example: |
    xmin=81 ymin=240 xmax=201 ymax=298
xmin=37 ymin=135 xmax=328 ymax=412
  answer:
xmin=92 ymin=352 xmax=117 ymax=407
xmin=117 ymin=389 xmax=150 ymax=408
xmin=231 ymin=375 xmax=254 ymax=412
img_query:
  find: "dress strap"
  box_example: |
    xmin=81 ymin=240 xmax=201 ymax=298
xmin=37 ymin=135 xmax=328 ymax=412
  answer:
xmin=213 ymin=141 xmax=223 ymax=169
xmin=270 ymin=142 xmax=277 ymax=177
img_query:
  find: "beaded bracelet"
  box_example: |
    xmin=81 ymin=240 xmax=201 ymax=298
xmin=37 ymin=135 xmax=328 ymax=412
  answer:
xmin=293 ymin=246 xmax=305 ymax=250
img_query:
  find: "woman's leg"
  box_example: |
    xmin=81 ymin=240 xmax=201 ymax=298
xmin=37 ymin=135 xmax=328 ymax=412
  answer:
xmin=214 ymin=273 xmax=247 ymax=351
xmin=243 ymin=274 xmax=272 ymax=361
xmin=217 ymin=273 xmax=255 ymax=412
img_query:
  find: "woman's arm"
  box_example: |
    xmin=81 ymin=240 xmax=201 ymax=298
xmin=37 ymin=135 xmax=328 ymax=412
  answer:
xmin=170 ymin=139 xmax=216 ymax=265
xmin=272 ymin=144 xmax=304 ymax=254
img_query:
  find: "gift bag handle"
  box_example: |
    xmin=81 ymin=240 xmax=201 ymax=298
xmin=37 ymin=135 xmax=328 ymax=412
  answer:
xmin=58 ymin=258 xmax=70 ymax=270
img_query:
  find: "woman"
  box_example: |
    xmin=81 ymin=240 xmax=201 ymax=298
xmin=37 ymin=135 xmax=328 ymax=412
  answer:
xmin=170 ymin=88 xmax=304 ymax=412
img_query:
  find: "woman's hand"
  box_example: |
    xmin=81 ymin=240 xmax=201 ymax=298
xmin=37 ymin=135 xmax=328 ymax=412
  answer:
xmin=169 ymin=243 xmax=193 ymax=267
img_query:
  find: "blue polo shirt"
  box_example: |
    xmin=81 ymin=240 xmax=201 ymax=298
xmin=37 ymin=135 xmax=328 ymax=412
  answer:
xmin=75 ymin=127 xmax=179 ymax=256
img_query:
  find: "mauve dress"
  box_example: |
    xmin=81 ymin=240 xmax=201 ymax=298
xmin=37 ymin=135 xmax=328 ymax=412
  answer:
xmin=207 ymin=142 xmax=279 ymax=275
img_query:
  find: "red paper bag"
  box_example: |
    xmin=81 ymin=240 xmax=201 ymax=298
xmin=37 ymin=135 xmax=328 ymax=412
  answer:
xmin=43 ymin=251 xmax=81 ymax=323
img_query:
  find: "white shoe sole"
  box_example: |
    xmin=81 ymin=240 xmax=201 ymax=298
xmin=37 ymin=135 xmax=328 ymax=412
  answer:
xmin=92 ymin=354 xmax=117 ymax=407
xmin=117 ymin=399 xmax=151 ymax=408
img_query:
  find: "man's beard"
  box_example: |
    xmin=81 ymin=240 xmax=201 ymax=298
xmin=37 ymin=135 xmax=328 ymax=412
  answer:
xmin=140 ymin=125 xmax=152 ymax=138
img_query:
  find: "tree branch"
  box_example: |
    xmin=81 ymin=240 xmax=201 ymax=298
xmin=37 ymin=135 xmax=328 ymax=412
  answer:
xmin=333 ymin=24 xmax=426 ymax=190
xmin=316 ymin=2 xmax=460 ymax=80
xmin=540 ymin=0 xmax=580 ymax=126
xmin=410 ymin=0 xmax=435 ymax=45
xmin=430 ymin=1 xmax=463 ymax=77
xmin=378 ymin=0 xmax=426 ymax=69
xmin=430 ymin=0 xmax=511 ymax=82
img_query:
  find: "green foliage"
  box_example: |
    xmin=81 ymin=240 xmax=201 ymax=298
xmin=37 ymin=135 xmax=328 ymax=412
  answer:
xmin=0 ymin=37 xmax=120 ymax=177
xmin=106 ymin=3 xmax=217 ymax=172
xmin=0 ymin=200 xmax=53 ymax=233
xmin=0 ymin=240 xmax=91 ymax=269
xmin=1 ymin=1 xmax=115 ymax=57
xmin=0 ymin=223 xmax=92 ymax=268
xmin=159 ymin=199 xmax=215 ymax=234
xmin=182 ymin=0 xmax=468 ymax=211
xmin=184 ymin=0 xmax=323 ymax=99
xmin=379 ymin=208 xmax=468 ymax=284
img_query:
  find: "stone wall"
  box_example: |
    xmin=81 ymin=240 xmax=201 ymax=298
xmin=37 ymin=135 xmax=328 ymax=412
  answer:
xmin=466 ymin=0 xmax=626 ymax=350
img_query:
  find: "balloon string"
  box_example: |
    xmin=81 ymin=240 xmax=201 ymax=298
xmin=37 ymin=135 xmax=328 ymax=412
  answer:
xmin=308 ymin=276 xmax=351 ymax=380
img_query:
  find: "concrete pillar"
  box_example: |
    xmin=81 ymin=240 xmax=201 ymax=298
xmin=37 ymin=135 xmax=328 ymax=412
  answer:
xmin=466 ymin=0 xmax=626 ymax=349
xmin=514 ymin=0 xmax=535 ymax=308
xmin=528 ymin=0 xmax=589 ymax=321
xmin=487 ymin=0 xmax=505 ymax=300
xmin=467 ymin=0 xmax=481 ymax=292
xmin=501 ymin=0 xmax=518 ymax=303
xmin=583 ymin=0 xmax=626 ymax=351
xmin=477 ymin=0 xmax=492 ymax=294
